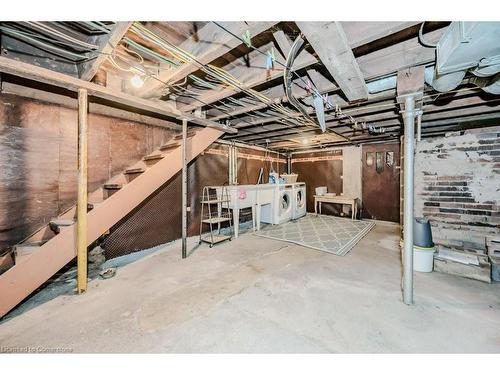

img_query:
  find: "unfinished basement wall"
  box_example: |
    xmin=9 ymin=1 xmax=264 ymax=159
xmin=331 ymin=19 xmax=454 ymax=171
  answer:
xmin=103 ymin=143 xmax=287 ymax=259
xmin=0 ymin=93 xmax=176 ymax=252
xmin=414 ymin=126 xmax=500 ymax=249
xmin=291 ymin=149 xmax=344 ymax=214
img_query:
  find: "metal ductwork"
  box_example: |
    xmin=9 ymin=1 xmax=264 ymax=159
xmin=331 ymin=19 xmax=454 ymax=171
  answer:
xmin=424 ymin=22 xmax=500 ymax=94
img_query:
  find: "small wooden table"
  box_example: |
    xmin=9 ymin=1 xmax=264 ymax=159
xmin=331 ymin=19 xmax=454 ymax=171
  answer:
xmin=314 ymin=194 xmax=359 ymax=220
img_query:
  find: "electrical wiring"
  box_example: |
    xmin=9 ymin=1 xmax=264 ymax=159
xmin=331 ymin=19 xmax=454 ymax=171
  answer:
xmin=211 ymin=22 xmax=376 ymax=138
xmin=123 ymin=38 xmax=180 ymax=68
xmin=59 ymin=22 xmax=106 ymax=36
xmin=418 ymin=22 xmax=438 ymax=48
xmin=0 ymin=26 xmax=89 ymax=61
xmin=25 ymin=21 xmax=99 ymax=51
xmin=115 ymin=23 xmax=357 ymax=140
xmin=0 ymin=25 xmax=93 ymax=52
xmin=213 ymin=22 xmax=322 ymax=100
xmin=128 ymin=22 xmax=309 ymax=128
xmin=108 ymin=54 xmax=135 ymax=73
xmin=119 ymin=45 xmax=144 ymax=64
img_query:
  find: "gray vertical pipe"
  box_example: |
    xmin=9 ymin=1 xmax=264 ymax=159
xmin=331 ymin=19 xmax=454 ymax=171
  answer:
xmin=228 ymin=144 xmax=232 ymax=184
xmin=181 ymin=119 xmax=188 ymax=259
xmin=416 ymin=112 xmax=422 ymax=142
xmin=233 ymin=145 xmax=238 ymax=185
xmin=402 ymin=96 xmax=415 ymax=305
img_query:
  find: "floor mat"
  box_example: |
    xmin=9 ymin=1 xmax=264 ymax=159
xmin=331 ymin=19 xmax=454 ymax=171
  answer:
xmin=254 ymin=214 xmax=375 ymax=256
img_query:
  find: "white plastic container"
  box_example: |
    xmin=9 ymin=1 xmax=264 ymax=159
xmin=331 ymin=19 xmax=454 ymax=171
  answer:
xmin=281 ymin=173 xmax=298 ymax=184
xmin=413 ymin=245 xmax=435 ymax=272
xmin=315 ymin=186 xmax=327 ymax=195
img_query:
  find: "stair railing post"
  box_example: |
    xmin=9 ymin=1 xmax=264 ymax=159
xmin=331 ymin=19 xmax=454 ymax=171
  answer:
xmin=77 ymin=88 xmax=88 ymax=293
xmin=181 ymin=118 xmax=188 ymax=259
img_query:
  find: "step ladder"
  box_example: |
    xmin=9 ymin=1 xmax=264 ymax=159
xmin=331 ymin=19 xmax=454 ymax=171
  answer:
xmin=199 ymin=186 xmax=233 ymax=248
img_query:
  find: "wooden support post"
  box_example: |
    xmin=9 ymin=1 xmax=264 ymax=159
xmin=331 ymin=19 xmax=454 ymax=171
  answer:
xmin=181 ymin=119 xmax=188 ymax=259
xmin=77 ymin=88 xmax=88 ymax=293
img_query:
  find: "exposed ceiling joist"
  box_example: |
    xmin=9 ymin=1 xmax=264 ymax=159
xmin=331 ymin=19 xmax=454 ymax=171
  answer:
xmin=138 ymin=21 xmax=277 ymax=98
xmin=297 ymin=21 xmax=368 ymax=102
xmin=341 ymin=21 xmax=420 ymax=49
xmin=231 ymin=95 xmax=500 ymax=143
xmin=357 ymin=28 xmax=446 ymax=79
xmin=207 ymin=24 xmax=435 ymax=123
xmin=179 ymin=38 xmax=318 ymax=113
xmin=78 ymin=22 xmax=133 ymax=81
xmin=0 ymin=56 xmax=235 ymax=133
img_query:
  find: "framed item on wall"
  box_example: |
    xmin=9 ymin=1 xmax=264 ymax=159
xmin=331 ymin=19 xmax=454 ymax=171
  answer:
xmin=366 ymin=152 xmax=374 ymax=167
xmin=376 ymin=152 xmax=384 ymax=173
xmin=386 ymin=151 xmax=394 ymax=167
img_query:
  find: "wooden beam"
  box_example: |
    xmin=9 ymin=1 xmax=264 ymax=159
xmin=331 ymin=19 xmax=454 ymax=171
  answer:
xmin=139 ymin=22 xmax=277 ymax=98
xmin=76 ymin=88 xmax=88 ymax=294
xmin=0 ymin=56 xmax=236 ymax=133
xmin=230 ymin=96 xmax=500 ymax=143
xmin=297 ymin=22 xmax=369 ymax=102
xmin=357 ymin=28 xmax=445 ymax=80
xmin=179 ymin=39 xmax=317 ymax=113
xmin=273 ymin=30 xmax=317 ymax=65
xmin=204 ymin=24 xmax=427 ymax=121
xmin=1 ymin=81 xmax=179 ymax=130
xmin=78 ymin=22 xmax=132 ymax=81
xmin=341 ymin=21 xmax=420 ymax=49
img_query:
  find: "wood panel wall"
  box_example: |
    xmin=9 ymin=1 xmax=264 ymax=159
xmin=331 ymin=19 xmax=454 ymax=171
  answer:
xmin=0 ymin=93 xmax=175 ymax=252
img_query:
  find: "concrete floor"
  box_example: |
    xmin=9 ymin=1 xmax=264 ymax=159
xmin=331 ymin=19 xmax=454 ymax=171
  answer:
xmin=0 ymin=221 xmax=499 ymax=353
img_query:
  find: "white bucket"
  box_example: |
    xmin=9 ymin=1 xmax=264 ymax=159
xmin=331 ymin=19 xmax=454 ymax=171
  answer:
xmin=413 ymin=245 xmax=435 ymax=272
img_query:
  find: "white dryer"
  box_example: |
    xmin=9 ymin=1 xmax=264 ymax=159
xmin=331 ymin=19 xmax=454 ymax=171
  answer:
xmin=260 ymin=184 xmax=293 ymax=224
xmin=292 ymin=182 xmax=307 ymax=219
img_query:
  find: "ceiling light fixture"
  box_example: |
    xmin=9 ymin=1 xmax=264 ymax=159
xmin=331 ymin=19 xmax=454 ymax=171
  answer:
xmin=130 ymin=74 xmax=144 ymax=88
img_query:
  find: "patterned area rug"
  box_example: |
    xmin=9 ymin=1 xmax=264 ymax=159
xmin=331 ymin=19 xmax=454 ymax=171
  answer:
xmin=255 ymin=214 xmax=375 ymax=256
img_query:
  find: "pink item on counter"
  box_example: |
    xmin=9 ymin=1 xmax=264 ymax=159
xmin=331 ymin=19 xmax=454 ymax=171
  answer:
xmin=239 ymin=187 xmax=247 ymax=200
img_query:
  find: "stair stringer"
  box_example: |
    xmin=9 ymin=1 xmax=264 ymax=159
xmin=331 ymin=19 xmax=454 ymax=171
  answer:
xmin=0 ymin=127 xmax=223 ymax=317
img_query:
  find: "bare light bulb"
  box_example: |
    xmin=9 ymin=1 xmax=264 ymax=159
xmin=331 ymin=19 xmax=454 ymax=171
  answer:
xmin=130 ymin=75 xmax=144 ymax=88
xmin=301 ymin=138 xmax=309 ymax=145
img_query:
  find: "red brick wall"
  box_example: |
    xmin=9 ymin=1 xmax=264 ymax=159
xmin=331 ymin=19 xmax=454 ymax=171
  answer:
xmin=414 ymin=126 xmax=500 ymax=249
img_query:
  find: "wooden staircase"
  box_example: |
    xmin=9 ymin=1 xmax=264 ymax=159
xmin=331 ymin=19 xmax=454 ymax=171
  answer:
xmin=0 ymin=126 xmax=222 ymax=317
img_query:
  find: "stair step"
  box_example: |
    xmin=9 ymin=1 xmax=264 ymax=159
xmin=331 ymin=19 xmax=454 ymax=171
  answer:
xmin=14 ymin=243 xmax=43 ymax=263
xmin=143 ymin=153 xmax=164 ymax=161
xmin=124 ymin=167 xmax=145 ymax=174
xmin=49 ymin=219 xmax=74 ymax=234
xmin=0 ymin=251 xmax=15 ymax=274
xmin=88 ymin=202 xmax=102 ymax=210
xmin=0 ymin=126 xmax=221 ymax=318
xmin=103 ymin=183 xmax=123 ymax=190
xmin=159 ymin=143 xmax=179 ymax=151
xmin=174 ymin=131 xmax=196 ymax=140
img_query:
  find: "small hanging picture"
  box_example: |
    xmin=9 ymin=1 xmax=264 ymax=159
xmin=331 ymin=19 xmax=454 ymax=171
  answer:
xmin=386 ymin=151 xmax=394 ymax=167
xmin=366 ymin=152 xmax=374 ymax=167
xmin=376 ymin=152 xmax=384 ymax=173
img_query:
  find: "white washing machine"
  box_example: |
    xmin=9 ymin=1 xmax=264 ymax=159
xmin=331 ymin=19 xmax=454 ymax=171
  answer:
xmin=292 ymin=182 xmax=307 ymax=219
xmin=261 ymin=184 xmax=294 ymax=224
